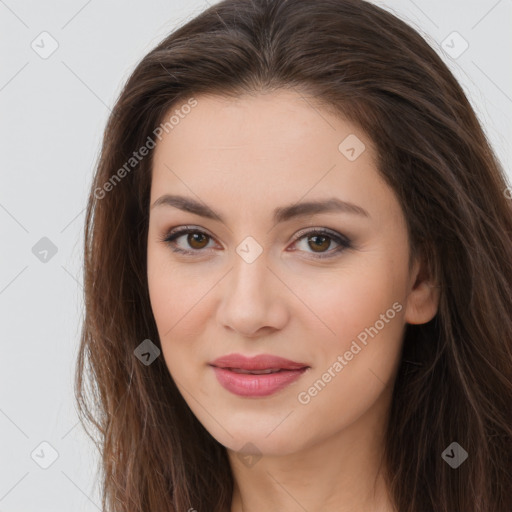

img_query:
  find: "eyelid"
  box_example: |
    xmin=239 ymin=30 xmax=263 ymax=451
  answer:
xmin=160 ymin=224 xmax=352 ymax=258
xmin=159 ymin=225 xmax=220 ymax=250
xmin=291 ymin=226 xmax=349 ymax=243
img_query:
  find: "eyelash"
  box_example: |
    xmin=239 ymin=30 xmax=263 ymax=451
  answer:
xmin=159 ymin=225 xmax=352 ymax=260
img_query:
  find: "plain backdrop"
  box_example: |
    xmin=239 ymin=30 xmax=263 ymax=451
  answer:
xmin=1 ymin=0 xmax=511 ymax=510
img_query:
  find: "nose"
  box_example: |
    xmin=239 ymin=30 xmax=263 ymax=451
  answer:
xmin=216 ymin=252 xmax=289 ymax=338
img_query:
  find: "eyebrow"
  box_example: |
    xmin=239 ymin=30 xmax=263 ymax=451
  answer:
xmin=150 ymin=194 xmax=370 ymax=223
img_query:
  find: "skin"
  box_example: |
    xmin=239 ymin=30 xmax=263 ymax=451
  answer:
xmin=147 ymin=89 xmax=439 ymax=512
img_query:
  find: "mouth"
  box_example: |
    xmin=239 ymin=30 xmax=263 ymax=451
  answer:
xmin=208 ymin=353 xmax=310 ymax=397
xmin=223 ymin=367 xmax=292 ymax=375
xmin=209 ymin=352 xmax=309 ymax=371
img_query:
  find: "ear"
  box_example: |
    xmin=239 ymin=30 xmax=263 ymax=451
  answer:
xmin=404 ymin=254 xmax=440 ymax=325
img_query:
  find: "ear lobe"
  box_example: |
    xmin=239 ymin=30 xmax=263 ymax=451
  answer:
xmin=404 ymin=256 xmax=440 ymax=325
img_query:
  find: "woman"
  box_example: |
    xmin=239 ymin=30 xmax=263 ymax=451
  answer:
xmin=76 ymin=0 xmax=512 ymax=511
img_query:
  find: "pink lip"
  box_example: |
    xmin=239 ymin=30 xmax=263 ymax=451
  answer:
xmin=209 ymin=353 xmax=310 ymax=397
xmin=211 ymin=367 xmax=308 ymax=397
xmin=209 ymin=353 xmax=308 ymax=371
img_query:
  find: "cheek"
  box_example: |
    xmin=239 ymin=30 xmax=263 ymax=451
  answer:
xmin=147 ymin=247 xmax=186 ymax=363
xmin=147 ymin=249 xmax=174 ymax=333
xmin=147 ymin=242 xmax=201 ymax=331
xmin=294 ymin=256 xmax=406 ymax=414
xmin=147 ymin=246 xmax=216 ymax=381
xmin=294 ymin=256 xmax=406 ymax=348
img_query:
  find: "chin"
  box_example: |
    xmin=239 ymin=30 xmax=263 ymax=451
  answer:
xmin=205 ymin=419 xmax=307 ymax=457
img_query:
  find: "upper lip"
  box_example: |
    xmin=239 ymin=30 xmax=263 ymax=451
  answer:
xmin=209 ymin=353 xmax=309 ymax=371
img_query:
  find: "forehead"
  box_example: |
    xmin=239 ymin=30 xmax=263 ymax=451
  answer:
xmin=149 ymin=90 xmax=397 ymax=226
xmin=154 ymin=89 xmax=373 ymax=164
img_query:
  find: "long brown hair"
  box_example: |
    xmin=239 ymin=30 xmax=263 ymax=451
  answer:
xmin=75 ymin=0 xmax=512 ymax=510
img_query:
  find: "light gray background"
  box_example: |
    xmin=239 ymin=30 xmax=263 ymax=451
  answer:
xmin=1 ymin=0 xmax=511 ymax=510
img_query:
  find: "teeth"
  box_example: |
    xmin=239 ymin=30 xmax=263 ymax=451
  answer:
xmin=229 ymin=368 xmax=282 ymax=375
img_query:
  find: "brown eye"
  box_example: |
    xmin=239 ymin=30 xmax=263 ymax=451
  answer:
xmin=307 ymin=234 xmax=331 ymax=252
xmin=162 ymin=227 xmax=216 ymax=255
xmin=291 ymin=228 xmax=352 ymax=259
xmin=187 ymin=232 xmax=210 ymax=249
xmin=162 ymin=226 xmax=351 ymax=260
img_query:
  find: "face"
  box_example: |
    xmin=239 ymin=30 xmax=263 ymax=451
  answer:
xmin=147 ymin=89 xmax=438 ymax=456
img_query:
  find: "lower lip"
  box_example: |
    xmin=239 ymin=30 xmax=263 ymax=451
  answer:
xmin=211 ymin=366 xmax=308 ymax=397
